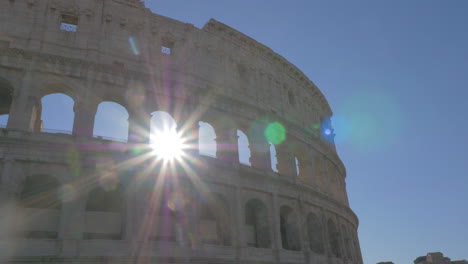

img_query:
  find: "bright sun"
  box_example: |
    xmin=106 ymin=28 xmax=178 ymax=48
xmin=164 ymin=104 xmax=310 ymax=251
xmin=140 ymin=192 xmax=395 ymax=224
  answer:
xmin=150 ymin=129 xmax=186 ymax=161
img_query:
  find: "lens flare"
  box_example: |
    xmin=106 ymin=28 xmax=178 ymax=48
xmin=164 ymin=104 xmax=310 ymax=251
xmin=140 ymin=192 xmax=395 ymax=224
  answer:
xmin=336 ymin=89 xmax=403 ymax=151
xmin=265 ymin=122 xmax=286 ymax=145
xmin=129 ymin=36 xmax=140 ymax=55
xmin=151 ymin=129 xmax=186 ymax=161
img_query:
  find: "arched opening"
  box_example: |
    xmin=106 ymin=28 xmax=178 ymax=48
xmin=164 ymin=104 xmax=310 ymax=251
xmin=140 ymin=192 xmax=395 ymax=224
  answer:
xmin=294 ymin=156 xmax=300 ymax=176
xmin=150 ymin=111 xmax=177 ymax=139
xmin=269 ymin=142 xmax=278 ymax=172
xmin=328 ymin=219 xmax=341 ymax=258
xmin=237 ymin=130 xmax=251 ymax=166
xmin=198 ymin=121 xmax=217 ymax=157
xmin=40 ymin=93 xmax=75 ymax=133
xmin=307 ymin=213 xmax=324 ymax=254
xmin=93 ymin=102 xmax=129 ymax=142
xmin=0 ymin=78 xmax=13 ymax=128
xmin=279 ymin=205 xmax=301 ymax=251
xmin=199 ymin=193 xmax=231 ymax=246
xmin=84 ymin=185 xmax=124 ymax=240
xmin=17 ymin=175 xmax=61 ymax=239
xmin=245 ymin=199 xmax=271 ymax=248
xmin=0 ymin=115 xmax=8 ymax=128
xmin=150 ymin=111 xmax=186 ymax=160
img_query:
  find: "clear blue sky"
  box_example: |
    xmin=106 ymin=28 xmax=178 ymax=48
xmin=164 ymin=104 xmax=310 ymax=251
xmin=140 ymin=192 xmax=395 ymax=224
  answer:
xmin=2 ymin=1 xmax=465 ymax=263
xmin=140 ymin=0 xmax=468 ymax=263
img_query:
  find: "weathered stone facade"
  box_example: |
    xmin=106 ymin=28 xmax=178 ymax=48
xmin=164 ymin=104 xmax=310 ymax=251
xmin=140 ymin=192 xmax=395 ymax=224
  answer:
xmin=0 ymin=0 xmax=362 ymax=263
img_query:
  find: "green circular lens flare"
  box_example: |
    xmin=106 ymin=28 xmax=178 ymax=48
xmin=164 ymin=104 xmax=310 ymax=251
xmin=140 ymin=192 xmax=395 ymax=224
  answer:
xmin=265 ymin=122 xmax=286 ymax=145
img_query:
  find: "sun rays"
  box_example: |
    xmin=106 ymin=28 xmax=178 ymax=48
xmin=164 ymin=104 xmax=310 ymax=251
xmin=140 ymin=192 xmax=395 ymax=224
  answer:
xmin=150 ymin=128 xmax=187 ymax=162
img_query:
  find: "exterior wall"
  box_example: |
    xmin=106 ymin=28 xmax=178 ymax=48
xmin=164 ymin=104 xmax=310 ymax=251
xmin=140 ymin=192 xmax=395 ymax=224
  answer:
xmin=0 ymin=0 xmax=362 ymax=264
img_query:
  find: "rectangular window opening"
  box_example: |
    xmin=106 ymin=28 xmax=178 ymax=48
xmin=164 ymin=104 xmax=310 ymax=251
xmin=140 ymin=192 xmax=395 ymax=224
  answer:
xmin=161 ymin=40 xmax=174 ymax=55
xmin=60 ymin=14 xmax=78 ymax=32
xmin=161 ymin=46 xmax=171 ymax=55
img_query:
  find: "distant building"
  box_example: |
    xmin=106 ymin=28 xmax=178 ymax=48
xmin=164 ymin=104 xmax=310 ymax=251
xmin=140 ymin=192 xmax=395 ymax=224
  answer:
xmin=414 ymin=252 xmax=468 ymax=264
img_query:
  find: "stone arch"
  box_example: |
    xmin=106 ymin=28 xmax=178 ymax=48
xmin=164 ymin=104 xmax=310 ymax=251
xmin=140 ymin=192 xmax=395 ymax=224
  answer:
xmin=149 ymin=110 xmax=184 ymax=159
xmin=0 ymin=77 xmax=14 ymax=127
xmin=84 ymin=184 xmax=125 ymax=240
xmin=150 ymin=185 xmax=178 ymax=242
xmin=16 ymin=174 xmax=62 ymax=239
xmin=279 ymin=205 xmax=301 ymax=251
xmin=327 ymin=218 xmax=342 ymax=258
xmin=237 ymin=129 xmax=251 ymax=166
xmin=40 ymin=93 xmax=75 ymax=133
xmin=150 ymin=111 xmax=178 ymax=138
xmin=306 ymin=212 xmax=325 ymax=254
xmin=198 ymin=192 xmax=231 ymax=246
xmin=36 ymin=80 xmax=80 ymax=101
xmin=245 ymin=199 xmax=271 ymax=248
xmin=93 ymin=101 xmax=129 ymax=142
xmin=198 ymin=121 xmax=217 ymax=157
xmin=136 ymin=176 xmax=179 ymax=243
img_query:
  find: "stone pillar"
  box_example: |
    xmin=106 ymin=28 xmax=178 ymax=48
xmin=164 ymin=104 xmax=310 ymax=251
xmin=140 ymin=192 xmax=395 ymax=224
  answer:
xmin=0 ymin=161 xmax=19 ymax=262
xmin=276 ymin=147 xmax=296 ymax=177
xmin=216 ymin=126 xmax=239 ymax=163
xmin=128 ymin=110 xmax=152 ymax=144
xmin=0 ymin=159 xmax=20 ymax=238
xmin=250 ymin=139 xmax=271 ymax=171
xmin=272 ymin=193 xmax=281 ymax=262
xmin=58 ymin=175 xmax=87 ymax=257
xmin=72 ymin=101 xmax=98 ymax=137
xmin=7 ymin=70 xmax=38 ymax=132
xmin=338 ymin=221 xmax=348 ymax=261
xmin=125 ymin=178 xmax=138 ymax=242
xmin=321 ymin=211 xmax=332 ymax=259
xmin=299 ymin=160 xmax=314 ymax=185
xmin=177 ymin=102 xmax=199 ymax=157
xmin=298 ymin=195 xmax=310 ymax=262
xmin=234 ymin=185 xmax=243 ymax=261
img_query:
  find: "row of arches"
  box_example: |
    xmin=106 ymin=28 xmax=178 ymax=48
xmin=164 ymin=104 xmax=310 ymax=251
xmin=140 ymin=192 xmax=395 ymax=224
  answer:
xmin=1 ymin=92 xmax=309 ymax=178
xmin=14 ymin=174 xmax=356 ymax=259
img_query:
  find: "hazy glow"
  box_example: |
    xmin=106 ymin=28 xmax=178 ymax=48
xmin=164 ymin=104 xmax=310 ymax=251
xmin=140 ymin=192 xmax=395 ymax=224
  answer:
xmin=265 ymin=122 xmax=286 ymax=145
xmin=129 ymin=36 xmax=140 ymax=55
xmin=151 ymin=128 xmax=186 ymax=161
xmin=336 ymin=89 xmax=403 ymax=151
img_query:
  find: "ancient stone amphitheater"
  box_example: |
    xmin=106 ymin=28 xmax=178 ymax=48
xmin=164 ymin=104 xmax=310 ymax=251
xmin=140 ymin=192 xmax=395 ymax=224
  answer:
xmin=0 ymin=0 xmax=362 ymax=263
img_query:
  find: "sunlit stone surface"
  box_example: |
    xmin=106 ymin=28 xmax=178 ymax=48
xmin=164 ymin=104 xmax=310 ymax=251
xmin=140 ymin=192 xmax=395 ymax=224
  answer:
xmin=0 ymin=0 xmax=362 ymax=263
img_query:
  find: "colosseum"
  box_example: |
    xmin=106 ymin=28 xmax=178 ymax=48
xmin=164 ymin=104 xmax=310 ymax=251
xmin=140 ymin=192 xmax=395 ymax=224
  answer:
xmin=0 ymin=0 xmax=363 ymax=263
